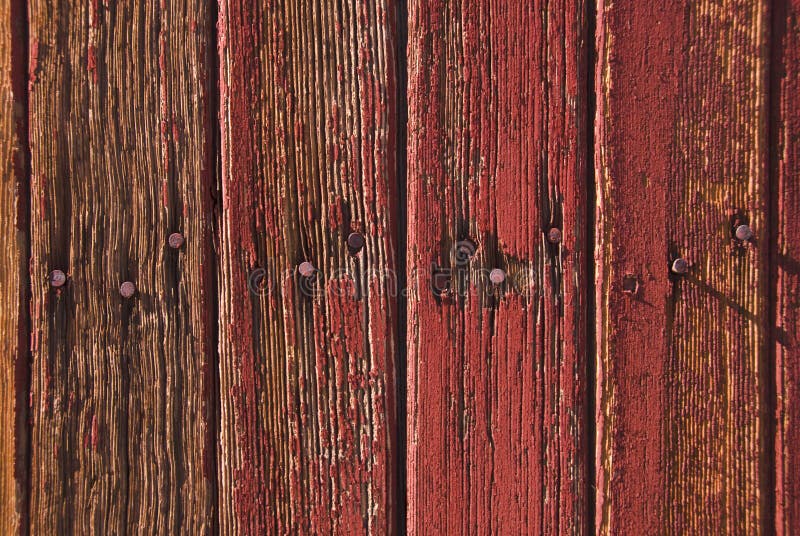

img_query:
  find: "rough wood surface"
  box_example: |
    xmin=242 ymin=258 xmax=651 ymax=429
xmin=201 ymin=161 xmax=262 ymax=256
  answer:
xmin=774 ymin=0 xmax=800 ymax=533
xmin=406 ymin=2 xmax=588 ymax=534
xmin=27 ymin=1 xmax=216 ymax=532
xmin=0 ymin=0 xmax=28 ymax=532
xmin=595 ymin=0 xmax=769 ymax=533
xmin=4 ymin=2 xmax=797 ymax=533
xmin=217 ymin=1 xmax=399 ymax=533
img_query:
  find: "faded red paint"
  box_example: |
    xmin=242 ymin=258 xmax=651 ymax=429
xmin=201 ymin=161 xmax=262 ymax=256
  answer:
xmin=91 ymin=414 xmax=98 ymax=449
xmin=90 ymin=0 xmax=100 ymax=28
xmin=217 ymin=1 xmax=399 ymax=533
xmin=596 ymin=0 xmax=767 ymax=533
xmin=28 ymin=38 xmax=38 ymax=90
xmin=217 ymin=0 xmax=273 ymax=531
xmin=774 ymin=0 xmax=800 ymax=533
xmin=82 ymin=413 xmax=98 ymax=450
xmin=198 ymin=0 xmax=218 ymax=488
xmin=594 ymin=2 xmax=679 ymax=532
xmin=407 ymin=1 xmax=588 ymax=534
xmin=87 ymin=45 xmax=98 ymax=84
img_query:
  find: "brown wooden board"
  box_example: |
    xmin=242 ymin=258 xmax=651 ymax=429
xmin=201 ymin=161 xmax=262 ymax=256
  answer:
xmin=216 ymin=1 xmax=400 ymax=533
xmin=773 ymin=0 xmax=800 ymax=533
xmin=406 ymin=2 xmax=589 ymax=534
xmin=595 ymin=0 xmax=769 ymax=533
xmin=27 ymin=0 xmax=217 ymax=532
xmin=0 ymin=0 xmax=28 ymax=532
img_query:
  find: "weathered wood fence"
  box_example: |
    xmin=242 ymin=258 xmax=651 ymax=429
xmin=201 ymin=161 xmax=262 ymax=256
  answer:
xmin=1 ymin=0 xmax=799 ymax=534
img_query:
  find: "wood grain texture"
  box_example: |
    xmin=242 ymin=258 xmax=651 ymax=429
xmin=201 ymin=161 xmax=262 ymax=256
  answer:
xmin=27 ymin=0 xmax=216 ymax=532
xmin=774 ymin=0 xmax=800 ymax=533
xmin=0 ymin=0 xmax=29 ymax=532
xmin=406 ymin=1 xmax=588 ymax=534
xmin=217 ymin=1 xmax=399 ymax=533
xmin=595 ymin=0 xmax=769 ymax=533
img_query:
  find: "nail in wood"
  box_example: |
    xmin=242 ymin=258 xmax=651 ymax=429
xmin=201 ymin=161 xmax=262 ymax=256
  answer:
xmin=347 ymin=232 xmax=365 ymax=252
xmin=168 ymin=232 xmax=185 ymax=249
xmin=49 ymin=270 xmax=66 ymax=288
xmin=298 ymin=261 xmax=316 ymax=277
xmin=489 ymin=268 xmax=506 ymax=285
xmin=671 ymin=258 xmax=689 ymax=275
xmin=120 ymin=281 xmax=136 ymax=298
xmin=734 ymin=224 xmax=753 ymax=242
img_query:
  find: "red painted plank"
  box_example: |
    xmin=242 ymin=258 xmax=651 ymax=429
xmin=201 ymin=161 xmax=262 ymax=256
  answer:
xmin=216 ymin=2 xmax=400 ymax=533
xmin=407 ymin=2 xmax=589 ymax=534
xmin=773 ymin=1 xmax=800 ymax=533
xmin=595 ymin=0 xmax=769 ymax=532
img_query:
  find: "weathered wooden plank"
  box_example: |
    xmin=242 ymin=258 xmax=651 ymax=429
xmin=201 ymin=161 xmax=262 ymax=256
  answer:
xmin=0 ymin=0 xmax=29 ymax=532
xmin=28 ymin=1 xmax=217 ymax=533
xmin=774 ymin=0 xmax=800 ymax=533
xmin=407 ymin=2 xmax=588 ymax=534
xmin=595 ymin=0 xmax=769 ymax=533
xmin=217 ymin=1 xmax=399 ymax=533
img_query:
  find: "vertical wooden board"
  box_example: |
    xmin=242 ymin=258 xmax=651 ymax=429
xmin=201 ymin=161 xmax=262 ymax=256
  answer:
xmin=217 ymin=1 xmax=399 ymax=533
xmin=595 ymin=1 xmax=768 ymax=533
xmin=0 ymin=0 xmax=28 ymax=532
xmin=407 ymin=1 xmax=588 ymax=534
xmin=28 ymin=0 xmax=216 ymax=533
xmin=774 ymin=0 xmax=800 ymax=533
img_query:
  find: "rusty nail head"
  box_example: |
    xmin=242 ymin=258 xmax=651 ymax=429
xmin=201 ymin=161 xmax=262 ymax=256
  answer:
xmin=735 ymin=224 xmax=753 ymax=242
xmin=347 ymin=232 xmax=365 ymax=251
xmin=489 ymin=268 xmax=506 ymax=285
xmin=49 ymin=270 xmax=67 ymax=288
xmin=298 ymin=261 xmax=316 ymax=277
xmin=454 ymin=239 xmax=477 ymax=267
xmin=120 ymin=281 xmax=136 ymax=298
xmin=168 ymin=232 xmax=185 ymax=249
xmin=547 ymin=227 xmax=563 ymax=244
xmin=671 ymin=258 xmax=689 ymax=275
xmin=456 ymin=240 xmax=476 ymax=256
